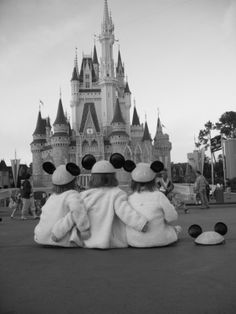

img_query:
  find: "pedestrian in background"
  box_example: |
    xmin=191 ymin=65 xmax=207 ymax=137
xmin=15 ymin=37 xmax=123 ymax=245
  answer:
xmin=194 ymin=171 xmax=210 ymax=209
xmin=21 ymin=174 xmax=38 ymax=220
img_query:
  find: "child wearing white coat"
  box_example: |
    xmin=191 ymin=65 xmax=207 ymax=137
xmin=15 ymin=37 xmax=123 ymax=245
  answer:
xmin=125 ymin=160 xmax=181 ymax=247
xmin=79 ymin=153 xmax=149 ymax=249
xmin=34 ymin=162 xmax=90 ymax=247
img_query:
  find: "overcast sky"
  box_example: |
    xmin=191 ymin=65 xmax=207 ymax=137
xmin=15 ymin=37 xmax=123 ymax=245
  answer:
xmin=0 ymin=0 xmax=236 ymax=166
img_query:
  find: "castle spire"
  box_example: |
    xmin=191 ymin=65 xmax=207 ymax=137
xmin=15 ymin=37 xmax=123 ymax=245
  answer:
xmin=53 ymin=97 xmax=67 ymax=125
xmin=142 ymin=121 xmax=152 ymax=142
xmin=155 ymin=113 xmax=163 ymax=137
xmin=93 ymin=45 xmax=99 ymax=64
xmin=132 ymin=102 xmax=140 ymax=126
xmin=71 ymin=48 xmax=79 ymax=81
xmin=103 ymin=0 xmax=110 ymax=28
xmin=111 ymin=98 xmax=125 ymax=124
xmin=33 ymin=110 xmax=46 ymax=135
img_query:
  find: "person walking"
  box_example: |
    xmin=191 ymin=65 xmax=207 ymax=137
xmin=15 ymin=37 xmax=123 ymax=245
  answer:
xmin=194 ymin=171 xmax=210 ymax=209
xmin=21 ymin=174 xmax=38 ymax=219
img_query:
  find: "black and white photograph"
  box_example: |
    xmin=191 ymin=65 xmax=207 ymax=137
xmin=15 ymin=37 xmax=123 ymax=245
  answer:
xmin=0 ymin=0 xmax=236 ymax=313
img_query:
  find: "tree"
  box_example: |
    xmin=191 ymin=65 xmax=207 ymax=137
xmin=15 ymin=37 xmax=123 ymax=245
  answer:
xmin=215 ymin=111 xmax=236 ymax=138
xmin=196 ymin=120 xmax=214 ymax=149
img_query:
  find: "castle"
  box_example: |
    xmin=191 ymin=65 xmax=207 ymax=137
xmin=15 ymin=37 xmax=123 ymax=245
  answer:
xmin=31 ymin=0 xmax=172 ymax=187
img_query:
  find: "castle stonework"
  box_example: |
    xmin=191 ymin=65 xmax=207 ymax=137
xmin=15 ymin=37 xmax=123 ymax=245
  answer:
xmin=31 ymin=0 xmax=172 ymax=187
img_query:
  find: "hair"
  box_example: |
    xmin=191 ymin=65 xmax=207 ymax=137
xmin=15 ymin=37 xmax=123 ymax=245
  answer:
xmin=88 ymin=173 xmax=118 ymax=188
xmin=52 ymin=178 xmax=76 ymax=194
xmin=196 ymin=170 xmax=201 ymax=175
xmin=130 ymin=179 xmax=157 ymax=193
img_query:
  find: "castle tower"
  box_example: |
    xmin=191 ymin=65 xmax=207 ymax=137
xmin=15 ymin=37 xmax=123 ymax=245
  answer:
xmin=131 ymin=102 xmax=143 ymax=140
xmin=93 ymin=45 xmax=99 ymax=79
xmin=116 ymin=50 xmax=125 ymax=89
xmin=110 ymin=98 xmax=129 ymax=184
xmin=31 ymin=110 xmax=46 ymax=186
xmin=99 ymin=0 xmax=117 ymax=135
xmin=153 ymin=115 xmax=172 ymax=177
xmin=51 ymin=97 xmax=70 ymax=167
xmin=142 ymin=120 xmax=153 ymax=163
xmin=70 ymin=49 xmax=80 ymax=131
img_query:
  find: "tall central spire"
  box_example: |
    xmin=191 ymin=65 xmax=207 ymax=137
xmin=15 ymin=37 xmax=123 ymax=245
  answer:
xmin=103 ymin=0 xmax=109 ymax=26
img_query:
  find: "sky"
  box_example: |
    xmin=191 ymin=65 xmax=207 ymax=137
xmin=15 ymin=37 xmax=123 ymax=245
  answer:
xmin=0 ymin=0 xmax=236 ymax=166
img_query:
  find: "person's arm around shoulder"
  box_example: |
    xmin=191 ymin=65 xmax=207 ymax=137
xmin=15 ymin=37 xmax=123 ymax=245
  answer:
xmin=51 ymin=191 xmax=90 ymax=242
xmin=159 ymin=191 xmax=178 ymax=223
xmin=114 ymin=188 xmax=148 ymax=232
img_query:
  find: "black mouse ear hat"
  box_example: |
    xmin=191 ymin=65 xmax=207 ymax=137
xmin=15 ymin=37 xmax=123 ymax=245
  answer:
xmin=82 ymin=154 xmax=96 ymax=170
xmin=123 ymin=160 xmax=136 ymax=172
xmin=43 ymin=162 xmax=56 ymax=175
xmin=110 ymin=153 xmax=125 ymax=169
xmin=188 ymin=224 xmax=203 ymax=238
xmin=150 ymin=161 xmax=164 ymax=173
xmin=214 ymin=222 xmax=228 ymax=236
xmin=43 ymin=162 xmax=80 ymax=186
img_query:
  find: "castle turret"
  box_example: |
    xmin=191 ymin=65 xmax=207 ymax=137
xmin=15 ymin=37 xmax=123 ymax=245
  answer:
xmin=51 ymin=97 xmax=69 ymax=166
xmin=142 ymin=120 xmax=152 ymax=162
xmin=70 ymin=49 xmax=80 ymax=131
xmin=116 ymin=50 xmax=124 ymax=86
xmin=109 ymin=98 xmax=129 ymax=153
xmin=130 ymin=103 xmax=143 ymax=144
xmin=110 ymin=98 xmax=129 ymax=184
xmin=31 ymin=110 xmax=46 ymax=186
xmin=93 ymin=45 xmax=99 ymax=79
xmin=153 ymin=115 xmax=172 ymax=175
xmin=99 ymin=0 xmax=117 ymax=134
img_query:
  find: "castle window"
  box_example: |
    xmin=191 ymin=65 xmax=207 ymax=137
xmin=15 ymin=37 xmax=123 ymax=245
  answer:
xmin=85 ymin=82 xmax=90 ymax=88
xmin=85 ymin=74 xmax=89 ymax=79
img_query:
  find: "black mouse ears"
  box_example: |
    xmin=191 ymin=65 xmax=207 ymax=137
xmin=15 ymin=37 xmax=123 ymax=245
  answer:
xmin=123 ymin=160 xmax=164 ymax=173
xmin=66 ymin=163 xmax=81 ymax=176
xmin=188 ymin=222 xmax=228 ymax=238
xmin=82 ymin=153 xmax=125 ymax=170
xmin=81 ymin=154 xmax=96 ymax=170
xmin=42 ymin=161 xmax=81 ymax=176
xmin=188 ymin=224 xmax=203 ymax=238
xmin=214 ymin=222 xmax=228 ymax=235
xmin=43 ymin=162 xmax=56 ymax=174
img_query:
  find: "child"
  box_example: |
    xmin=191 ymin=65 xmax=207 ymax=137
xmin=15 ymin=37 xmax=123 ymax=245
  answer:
xmin=9 ymin=193 xmax=17 ymax=218
xmin=78 ymin=153 xmax=148 ymax=249
xmin=125 ymin=161 xmax=181 ymax=247
xmin=34 ymin=162 xmax=90 ymax=247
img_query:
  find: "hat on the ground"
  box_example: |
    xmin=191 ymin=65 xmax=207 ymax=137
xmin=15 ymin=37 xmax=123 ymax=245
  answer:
xmin=43 ymin=162 xmax=80 ymax=185
xmin=188 ymin=222 xmax=228 ymax=245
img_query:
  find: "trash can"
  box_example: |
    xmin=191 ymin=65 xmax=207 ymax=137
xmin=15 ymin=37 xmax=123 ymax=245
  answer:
xmin=214 ymin=188 xmax=224 ymax=203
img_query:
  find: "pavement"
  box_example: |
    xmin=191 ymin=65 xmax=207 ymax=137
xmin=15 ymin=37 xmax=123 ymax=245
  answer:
xmin=1 ymin=203 xmax=236 ymax=314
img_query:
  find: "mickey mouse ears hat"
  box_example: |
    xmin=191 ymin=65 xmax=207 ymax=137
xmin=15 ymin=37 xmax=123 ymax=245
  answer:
xmin=188 ymin=222 xmax=228 ymax=245
xmin=127 ymin=160 xmax=164 ymax=183
xmin=43 ymin=162 xmax=80 ymax=185
xmin=82 ymin=153 xmax=125 ymax=174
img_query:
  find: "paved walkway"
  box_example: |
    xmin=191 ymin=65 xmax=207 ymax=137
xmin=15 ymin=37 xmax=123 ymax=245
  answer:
xmin=1 ymin=204 xmax=236 ymax=314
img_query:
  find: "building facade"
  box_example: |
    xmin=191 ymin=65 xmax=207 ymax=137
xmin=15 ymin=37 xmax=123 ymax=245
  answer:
xmin=31 ymin=0 xmax=172 ymax=187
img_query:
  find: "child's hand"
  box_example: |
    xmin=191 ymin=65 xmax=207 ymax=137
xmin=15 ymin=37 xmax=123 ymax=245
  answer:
xmin=142 ymin=222 xmax=149 ymax=233
xmin=51 ymin=233 xmax=59 ymax=242
xmin=80 ymin=229 xmax=91 ymax=241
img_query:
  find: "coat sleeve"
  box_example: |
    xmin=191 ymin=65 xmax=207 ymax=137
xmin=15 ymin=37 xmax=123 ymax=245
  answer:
xmin=51 ymin=192 xmax=90 ymax=241
xmin=159 ymin=192 xmax=178 ymax=223
xmin=51 ymin=212 xmax=74 ymax=240
xmin=114 ymin=189 xmax=148 ymax=232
